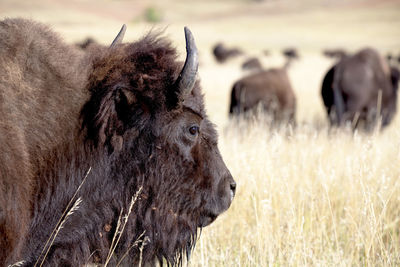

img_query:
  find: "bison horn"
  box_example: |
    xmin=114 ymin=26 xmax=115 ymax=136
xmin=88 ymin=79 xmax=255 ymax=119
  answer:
xmin=110 ymin=24 xmax=127 ymax=48
xmin=176 ymin=27 xmax=199 ymax=96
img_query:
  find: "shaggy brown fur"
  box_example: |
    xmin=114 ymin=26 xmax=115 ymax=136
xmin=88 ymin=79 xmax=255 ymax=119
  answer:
xmin=0 ymin=18 xmax=235 ymax=266
xmin=321 ymin=47 xmax=399 ymax=129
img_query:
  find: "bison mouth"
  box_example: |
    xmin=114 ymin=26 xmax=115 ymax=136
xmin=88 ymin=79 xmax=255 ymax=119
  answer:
xmin=198 ymin=212 xmax=218 ymax=227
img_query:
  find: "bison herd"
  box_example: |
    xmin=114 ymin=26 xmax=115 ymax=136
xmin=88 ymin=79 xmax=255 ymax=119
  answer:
xmin=215 ymin=42 xmax=400 ymax=130
xmin=0 ymin=17 xmax=399 ymax=266
xmin=0 ymin=19 xmax=235 ymax=266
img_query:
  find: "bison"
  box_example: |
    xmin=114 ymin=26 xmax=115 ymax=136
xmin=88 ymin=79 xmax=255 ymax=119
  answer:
xmin=212 ymin=42 xmax=242 ymax=63
xmin=229 ymin=53 xmax=296 ymax=125
xmin=241 ymin=57 xmax=263 ymax=71
xmin=323 ymin=48 xmax=347 ymax=59
xmin=75 ymin=36 xmax=97 ymax=50
xmin=282 ymin=47 xmax=299 ymax=60
xmin=0 ymin=18 xmax=236 ymax=266
xmin=321 ymin=47 xmax=400 ymax=129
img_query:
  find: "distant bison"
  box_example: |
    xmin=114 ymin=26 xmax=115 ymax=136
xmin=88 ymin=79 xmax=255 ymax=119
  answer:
xmin=282 ymin=47 xmax=299 ymax=59
xmin=75 ymin=36 xmax=97 ymax=50
xmin=212 ymin=42 xmax=242 ymax=63
xmin=0 ymin=18 xmax=235 ymax=266
xmin=386 ymin=53 xmax=393 ymax=62
xmin=321 ymin=47 xmax=399 ymax=129
xmin=323 ymin=48 xmax=347 ymax=59
xmin=241 ymin=57 xmax=262 ymax=71
xmin=229 ymin=53 xmax=296 ymax=124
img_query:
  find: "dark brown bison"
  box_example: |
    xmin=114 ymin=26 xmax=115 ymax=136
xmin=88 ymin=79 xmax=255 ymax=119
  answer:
xmin=386 ymin=53 xmax=393 ymax=62
xmin=0 ymin=18 xmax=236 ymax=266
xmin=212 ymin=42 xmax=242 ymax=63
xmin=75 ymin=36 xmax=97 ymax=50
xmin=282 ymin=47 xmax=299 ymax=60
xmin=323 ymin=48 xmax=347 ymax=59
xmin=229 ymin=54 xmax=296 ymax=124
xmin=241 ymin=57 xmax=263 ymax=71
xmin=321 ymin=47 xmax=400 ymax=129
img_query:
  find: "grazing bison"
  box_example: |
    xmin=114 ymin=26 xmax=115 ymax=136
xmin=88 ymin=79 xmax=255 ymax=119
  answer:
xmin=75 ymin=36 xmax=97 ymax=50
xmin=0 ymin=18 xmax=236 ymax=266
xmin=323 ymin=48 xmax=347 ymax=59
xmin=212 ymin=42 xmax=242 ymax=63
xmin=241 ymin=57 xmax=263 ymax=71
xmin=282 ymin=47 xmax=299 ymax=60
xmin=386 ymin=53 xmax=393 ymax=62
xmin=229 ymin=53 xmax=296 ymax=124
xmin=321 ymin=47 xmax=400 ymax=129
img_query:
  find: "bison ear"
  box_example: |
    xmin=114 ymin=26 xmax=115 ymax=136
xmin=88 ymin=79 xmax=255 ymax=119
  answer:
xmin=114 ymin=87 xmax=138 ymax=123
xmin=106 ymin=87 xmax=142 ymax=152
xmin=82 ymin=85 xmax=147 ymax=153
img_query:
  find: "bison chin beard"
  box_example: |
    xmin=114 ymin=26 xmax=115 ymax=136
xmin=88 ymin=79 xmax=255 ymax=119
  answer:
xmin=144 ymin=210 xmax=200 ymax=266
xmin=198 ymin=212 xmax=217 ymax=227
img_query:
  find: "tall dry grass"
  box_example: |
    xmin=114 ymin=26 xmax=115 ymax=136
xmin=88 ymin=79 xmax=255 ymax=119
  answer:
xmin=186 ymin=3 xmax=400 ymax=262
xmin=188 ymin=45 xmax=400 ymax=266
xmin=188 ymin=117 xmax=400 ymax=266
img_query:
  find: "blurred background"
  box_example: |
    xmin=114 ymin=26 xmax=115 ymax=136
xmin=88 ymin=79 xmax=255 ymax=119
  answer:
xmin=2 ymin=1 xmax=400 ymax=266
xmin=1 ymin=0 xmax=400 ymax=125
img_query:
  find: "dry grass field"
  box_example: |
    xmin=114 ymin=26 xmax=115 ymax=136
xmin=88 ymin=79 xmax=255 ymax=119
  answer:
xmin=1 ymin=0 xmax=400 ymax=266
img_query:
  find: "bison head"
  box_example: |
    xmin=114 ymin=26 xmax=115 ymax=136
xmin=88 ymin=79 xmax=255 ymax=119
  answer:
xmin=81 ymin=27 xmax=236 ymax=264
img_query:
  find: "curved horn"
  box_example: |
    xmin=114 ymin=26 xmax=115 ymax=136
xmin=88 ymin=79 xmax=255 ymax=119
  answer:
xmin=176 ymin=27 xmax=199 ymax=96
xmin=110 ymin=24 xmax=127 ymax=48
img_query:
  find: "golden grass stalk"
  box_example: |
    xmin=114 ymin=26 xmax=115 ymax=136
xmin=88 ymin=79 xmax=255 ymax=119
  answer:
xmin=34 ymin=167 xmax=92 ymax=267
xmin=137 ymin=235 xmax=149 ymax=267
xmin=38 ymin=197 xmax=82 ymax=267
xmin=115 ymin=231 xmax=148 ymax=267
xmin=104 ymin=186 xmax=143 ymax=266
xmin=7 ymin=260 xmax=26 ymax=267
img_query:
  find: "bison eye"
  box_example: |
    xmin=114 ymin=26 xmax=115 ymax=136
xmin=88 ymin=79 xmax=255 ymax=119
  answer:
xmin=189 ymin=125 xmax=199 ymax=136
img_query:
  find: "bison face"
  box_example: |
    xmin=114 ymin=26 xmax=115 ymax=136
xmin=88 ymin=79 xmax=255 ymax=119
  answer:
xmin=81 ymin=27 xmax=235 ymax=264
xmin=157 ymin=100 xmax=236 ymax=228
xmin=138 ymin=86 xmax=236 ymax=262
xmin=125 ymin=28 xmax=236 ymax=262
xmin=135 ymin=28 xmax=235 ymax=261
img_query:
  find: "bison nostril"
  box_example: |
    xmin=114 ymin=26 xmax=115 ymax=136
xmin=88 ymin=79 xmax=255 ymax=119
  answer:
xmin=230 ymin=181 xmax=236 ymax=195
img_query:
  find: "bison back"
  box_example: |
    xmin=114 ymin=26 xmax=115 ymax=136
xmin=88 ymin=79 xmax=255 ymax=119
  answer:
xmin=0 ymin=18 xmax=90 ymax=265
xmin=229 ymin=69 xmax=296 ymax=122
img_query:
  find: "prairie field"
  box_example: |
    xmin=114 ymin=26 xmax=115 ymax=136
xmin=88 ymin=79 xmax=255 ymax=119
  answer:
xmin=1 ymin=0 xmax=400 ymax=266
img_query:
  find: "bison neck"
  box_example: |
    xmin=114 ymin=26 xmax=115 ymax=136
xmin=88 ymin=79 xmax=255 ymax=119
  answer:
xmin=22 ymin=135 xmax=199 ymax=266
xmin=21 ymin=137 xmax=153 ymax=265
